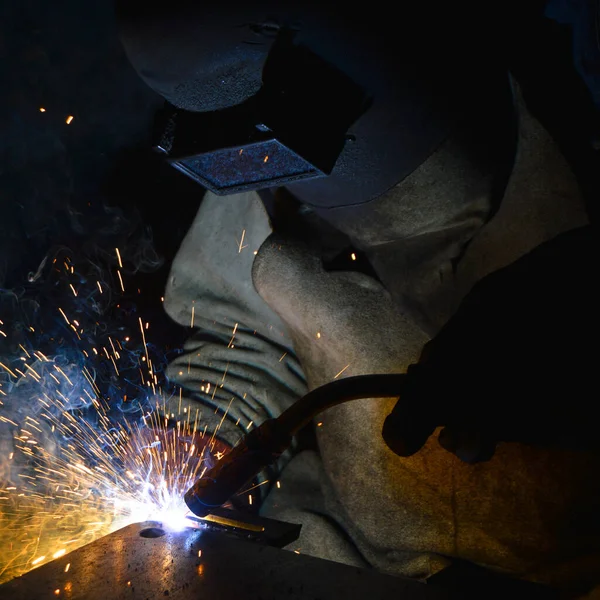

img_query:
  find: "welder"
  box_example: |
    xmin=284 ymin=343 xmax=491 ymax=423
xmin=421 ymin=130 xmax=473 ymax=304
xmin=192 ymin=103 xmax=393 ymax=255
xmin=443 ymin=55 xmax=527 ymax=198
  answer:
xmin=117 ymin=1 xmax=599 ymax=597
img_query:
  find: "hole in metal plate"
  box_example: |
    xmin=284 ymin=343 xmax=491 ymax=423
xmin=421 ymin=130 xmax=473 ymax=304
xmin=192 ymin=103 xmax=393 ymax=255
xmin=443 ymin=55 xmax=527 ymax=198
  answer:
xmin=139 ymin=527 xmax=166 ymax=538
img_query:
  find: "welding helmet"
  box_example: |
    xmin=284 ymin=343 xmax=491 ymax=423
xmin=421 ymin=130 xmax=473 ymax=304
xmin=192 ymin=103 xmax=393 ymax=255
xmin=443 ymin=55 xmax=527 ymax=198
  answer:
xmin=117 ymin=0 xmax=515 ymax=209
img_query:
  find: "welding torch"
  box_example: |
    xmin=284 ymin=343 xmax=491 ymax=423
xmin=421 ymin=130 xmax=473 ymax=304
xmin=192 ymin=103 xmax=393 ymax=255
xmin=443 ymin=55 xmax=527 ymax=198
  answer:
xmin=184 ymin=373 xmax=406 ymax=517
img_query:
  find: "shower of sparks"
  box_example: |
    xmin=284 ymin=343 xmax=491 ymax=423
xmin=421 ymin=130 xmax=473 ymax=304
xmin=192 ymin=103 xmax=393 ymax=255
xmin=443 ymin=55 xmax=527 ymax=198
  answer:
xmin=0 ymin=338 xmax=210 ymax=582
xmin=0 ymin=262 xmax=236 ymax=585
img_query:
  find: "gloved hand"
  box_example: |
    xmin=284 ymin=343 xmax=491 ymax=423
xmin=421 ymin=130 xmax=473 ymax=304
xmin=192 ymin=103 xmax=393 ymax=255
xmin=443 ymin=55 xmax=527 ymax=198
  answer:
xmin=383 ymin=226 xmax=598 ymax=463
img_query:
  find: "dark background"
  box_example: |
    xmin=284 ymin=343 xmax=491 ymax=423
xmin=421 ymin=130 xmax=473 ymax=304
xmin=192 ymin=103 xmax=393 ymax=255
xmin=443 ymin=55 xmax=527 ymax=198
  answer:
xmin=1 ymin=0 xmax=599 ymax=354
xmin=0 ymin=0 xmax=206 ymax=353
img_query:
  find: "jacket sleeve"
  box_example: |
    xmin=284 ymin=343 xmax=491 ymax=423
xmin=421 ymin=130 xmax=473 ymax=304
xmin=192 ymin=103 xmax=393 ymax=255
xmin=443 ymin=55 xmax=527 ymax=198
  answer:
xmin=162 ymin=190 xmax=307 ymax=452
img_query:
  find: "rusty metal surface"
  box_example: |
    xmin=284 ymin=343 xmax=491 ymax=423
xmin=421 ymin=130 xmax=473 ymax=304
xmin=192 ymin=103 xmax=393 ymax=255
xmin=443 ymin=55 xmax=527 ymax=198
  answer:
xmin=0 ymin=521 xmax=449 ymax=600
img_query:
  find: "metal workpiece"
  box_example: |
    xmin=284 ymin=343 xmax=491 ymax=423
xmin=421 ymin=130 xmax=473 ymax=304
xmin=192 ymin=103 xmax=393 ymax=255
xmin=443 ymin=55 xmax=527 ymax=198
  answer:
xmin=0 ymin=520 xmax=448 ymax=600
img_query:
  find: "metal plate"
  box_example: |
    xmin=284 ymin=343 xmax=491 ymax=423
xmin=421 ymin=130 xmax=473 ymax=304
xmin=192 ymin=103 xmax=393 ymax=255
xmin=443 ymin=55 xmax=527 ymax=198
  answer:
xmin=0 ymin=521 xmax=449 ymax=600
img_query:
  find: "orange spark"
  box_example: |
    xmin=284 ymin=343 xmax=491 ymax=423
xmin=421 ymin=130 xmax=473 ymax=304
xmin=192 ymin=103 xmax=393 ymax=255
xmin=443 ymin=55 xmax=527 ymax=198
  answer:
xmin=238 ymin=230 xmax=247 ymax=253
xmin=334 ymin=364 xmax=350 ymax=379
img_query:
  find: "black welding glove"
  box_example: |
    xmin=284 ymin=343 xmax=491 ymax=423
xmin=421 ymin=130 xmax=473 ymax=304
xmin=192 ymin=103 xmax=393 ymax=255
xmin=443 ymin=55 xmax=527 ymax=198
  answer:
xmin=382 ymin=225 xmax=598 ymax=463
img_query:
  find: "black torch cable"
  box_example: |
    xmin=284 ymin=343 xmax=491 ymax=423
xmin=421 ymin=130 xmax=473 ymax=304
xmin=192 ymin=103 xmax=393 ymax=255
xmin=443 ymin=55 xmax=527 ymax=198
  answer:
xmin=184 ymin=373 xmax=407 ymax=516
xmin=276 ymin=373 xmax=407 ymax=436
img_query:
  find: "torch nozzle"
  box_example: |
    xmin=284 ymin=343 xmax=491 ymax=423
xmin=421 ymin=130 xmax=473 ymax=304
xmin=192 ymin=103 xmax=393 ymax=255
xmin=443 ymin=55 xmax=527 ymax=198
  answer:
xmin=184 ymin=418 xmax=291 ymax=517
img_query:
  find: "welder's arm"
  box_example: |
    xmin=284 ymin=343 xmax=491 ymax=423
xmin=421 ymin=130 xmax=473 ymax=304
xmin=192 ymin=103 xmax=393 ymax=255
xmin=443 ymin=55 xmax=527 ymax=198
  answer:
xmin=162 ymin=190 xmax=307 ymax=494
xmin=383 ymin=225 xmax=598 ymax=462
